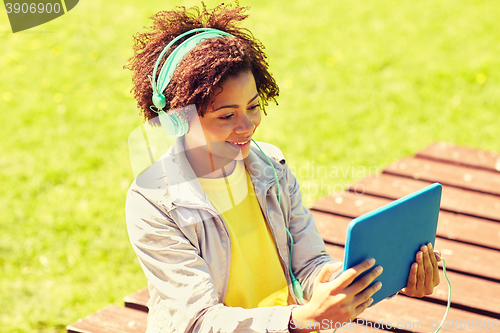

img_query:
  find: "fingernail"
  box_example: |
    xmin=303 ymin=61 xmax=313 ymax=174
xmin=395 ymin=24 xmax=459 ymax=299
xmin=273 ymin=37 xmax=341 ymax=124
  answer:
xmin=368 ymin=298 xmax=374 ymax=305
xmin=428 ymin=243 xmax=433 ymax=250
xmin=417 ymin=252 xmax=423 ymax=260
xmin=422 ymin=246 xmax=428 ymax=253
xmin=375 ymin=281 xmax=382 ymax=289
xmin=375 ymin=266 xmax=383 ymax=273
xmin=367 ymin=258 xmax=375 ymax=265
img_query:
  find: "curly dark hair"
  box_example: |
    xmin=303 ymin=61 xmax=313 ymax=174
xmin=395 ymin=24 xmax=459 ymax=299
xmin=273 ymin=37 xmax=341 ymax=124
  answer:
xmin=124 ymin=2 xmax=279 ymax=122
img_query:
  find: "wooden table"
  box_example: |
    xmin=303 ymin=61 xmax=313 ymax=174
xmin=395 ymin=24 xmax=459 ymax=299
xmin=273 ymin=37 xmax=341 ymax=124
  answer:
xmin=67 ymin=142 xmax=500 ymax=333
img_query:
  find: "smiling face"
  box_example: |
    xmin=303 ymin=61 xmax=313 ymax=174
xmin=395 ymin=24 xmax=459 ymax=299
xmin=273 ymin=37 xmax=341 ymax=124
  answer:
xmin=184 ymin=70 xmax=261 ymax=177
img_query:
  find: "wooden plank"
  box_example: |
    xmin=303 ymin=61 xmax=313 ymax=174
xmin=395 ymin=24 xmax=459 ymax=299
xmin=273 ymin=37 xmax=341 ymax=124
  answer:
xmin=347 ymin=173 xmax=500 ymax=222
xmin=360 ymin=293 xmax=499 ymax=333
xmin=67 ymin=305 xmax=147 ymax=333
xmin=433 ymin=237 xmax=500 ymax=282
xmin=315 ymin=202 xmax=500 ymax=252
xmin=416 ymin=142 xmax=500 ymax=173
xmin=384 ymin=157 xmax=500 ymax=196
xmin=436 ymin=211 xmax=500 ymax=251
xmin=124 ymin=288 xmax=149 ymax=313
xmin=325 ymin=244 xmax=500 ymax=332
xmin=313 ymin=206 xmax=500 ymax=250
xmin=312 ymin=194 xmax=500 ymax=281
xmin=312 ymin=211 xmax=353 ymax=245
xmin=426 ymin=271 xmax=500 ymax=319
xmin=311 ymin=192 xmax=390 ymax=219
xmin=343 ymin=174 xmax=500 ymax=249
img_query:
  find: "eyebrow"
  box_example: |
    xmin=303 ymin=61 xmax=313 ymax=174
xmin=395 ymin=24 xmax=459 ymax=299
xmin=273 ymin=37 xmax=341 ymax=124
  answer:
xmin=213 ymin=93 xmax=260 ymax=112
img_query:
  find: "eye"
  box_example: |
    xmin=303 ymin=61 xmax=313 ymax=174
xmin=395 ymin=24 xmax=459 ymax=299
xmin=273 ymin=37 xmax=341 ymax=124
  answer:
xmin=249 ymin=104 xmax=260 ymax=111
xmin=219 ymin=113 xmax=233 ymax=120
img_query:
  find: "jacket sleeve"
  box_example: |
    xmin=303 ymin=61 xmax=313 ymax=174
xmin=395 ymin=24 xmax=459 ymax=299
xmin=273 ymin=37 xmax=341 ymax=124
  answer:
xmin=282 ymin=163 xmax=343 ymax=301
xmin=126 ymin=186 xmax=299 ymax=333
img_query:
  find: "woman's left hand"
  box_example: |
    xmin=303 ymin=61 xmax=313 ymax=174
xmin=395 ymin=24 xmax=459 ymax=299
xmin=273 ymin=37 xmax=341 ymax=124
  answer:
xmin=400 ymin=243 xmax=441 ymax=297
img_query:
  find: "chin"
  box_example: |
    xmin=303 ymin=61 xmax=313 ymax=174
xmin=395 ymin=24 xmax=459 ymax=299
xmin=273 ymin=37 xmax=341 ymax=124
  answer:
xmin=240 ymin=149 xmax=251 ymax=160
xmin=229 ymin=149 xmax=246 ymax=161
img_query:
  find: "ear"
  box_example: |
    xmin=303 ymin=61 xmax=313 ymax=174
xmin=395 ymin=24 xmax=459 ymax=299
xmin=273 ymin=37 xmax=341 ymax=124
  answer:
xmin=178 ymin=104 xmax=198 ymax=120
xmin=183 ymin=112 xmax=205 ymax=145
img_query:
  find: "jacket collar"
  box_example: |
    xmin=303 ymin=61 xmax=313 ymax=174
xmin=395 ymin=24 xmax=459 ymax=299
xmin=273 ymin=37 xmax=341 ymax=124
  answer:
xmin=244 ymin=142 xmax=285 ymax=199
xmin=160 ymin=138 xmax=284 ymax=210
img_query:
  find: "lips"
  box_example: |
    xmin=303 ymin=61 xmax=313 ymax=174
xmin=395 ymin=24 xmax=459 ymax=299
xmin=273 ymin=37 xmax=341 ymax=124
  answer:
xmin=227 ymin=139 xmax=251 ymax=149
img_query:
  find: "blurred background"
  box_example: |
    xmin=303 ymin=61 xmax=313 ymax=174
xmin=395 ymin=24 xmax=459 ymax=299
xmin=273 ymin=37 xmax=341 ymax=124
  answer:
xmin=1 ymin=0 xmax=499 ymax=331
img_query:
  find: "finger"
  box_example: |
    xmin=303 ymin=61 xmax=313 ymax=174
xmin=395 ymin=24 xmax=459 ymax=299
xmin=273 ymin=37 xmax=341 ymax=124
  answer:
xmin=416 ymin=250 xmax=425 ymax=294
xmin=334 ymin=258 xmax=376 ymax=289
xmin=353 ymin=280 xmax=382 ymax=305
xmin=433 ymin=248 xmax=442 ymax=262
xmin=422 ymin=245 xmax=434 ymax=294
xmin=354 ymin=297 xmax=374 ymax=317
xmin=404 ymin=262 xmax=418 ymax=293
xmin=428 ymin=244 xmax=441 ymax=285
xmin=428 ymin=243 xmax=439 ymax=266
xmin=315 ymin=262 xmax=343 ymax=284
xmin=347 ymin=265 xmax=383 ymax=295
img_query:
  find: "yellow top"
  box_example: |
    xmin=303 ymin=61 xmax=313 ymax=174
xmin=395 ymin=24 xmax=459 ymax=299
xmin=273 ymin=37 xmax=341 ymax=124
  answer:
xmin=198 ymin=160 xmax=293 ymax=308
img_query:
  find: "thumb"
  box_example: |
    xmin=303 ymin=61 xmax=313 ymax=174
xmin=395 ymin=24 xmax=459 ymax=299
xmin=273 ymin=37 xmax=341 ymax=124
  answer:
xmin=315 ymin=262 xmax=343 ymax=284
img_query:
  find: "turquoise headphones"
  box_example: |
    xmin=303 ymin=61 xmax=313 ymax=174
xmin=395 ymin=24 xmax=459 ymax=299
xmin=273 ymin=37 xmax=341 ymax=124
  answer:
xmin=148 ymin=28 xmax=233 ymax=137
xmin=150 ymin=28 xmax=305 ymax=303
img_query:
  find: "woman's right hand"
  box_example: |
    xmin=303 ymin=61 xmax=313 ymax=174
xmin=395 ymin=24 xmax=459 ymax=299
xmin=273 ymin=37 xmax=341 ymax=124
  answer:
xmin=289 ymin=259 xmax=383 ymax=333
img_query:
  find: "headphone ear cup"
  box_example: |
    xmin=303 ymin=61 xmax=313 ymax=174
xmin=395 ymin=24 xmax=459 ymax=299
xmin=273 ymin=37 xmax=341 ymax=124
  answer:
xmin=158 ymin=111 xmax=178 ymax=136
xmin=158 ymin=111 xmax=189 ymax=137
xmin=177 ymin=115 xmax=189 ymax=136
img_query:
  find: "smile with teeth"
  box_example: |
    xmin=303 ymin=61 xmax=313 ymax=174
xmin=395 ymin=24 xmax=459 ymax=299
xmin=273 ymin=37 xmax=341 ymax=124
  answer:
xmin=228 ymin=139 xmax=250 ymax=146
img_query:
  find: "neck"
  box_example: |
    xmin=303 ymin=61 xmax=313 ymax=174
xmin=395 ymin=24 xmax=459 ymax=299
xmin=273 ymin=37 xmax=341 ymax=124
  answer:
xmin=202 ymin=160 xmax=238 ymax=179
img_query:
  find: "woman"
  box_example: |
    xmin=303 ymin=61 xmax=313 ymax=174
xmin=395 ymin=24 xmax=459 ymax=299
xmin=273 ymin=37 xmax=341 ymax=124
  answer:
xmin=124 ymin=3 xmax=441 ymax=332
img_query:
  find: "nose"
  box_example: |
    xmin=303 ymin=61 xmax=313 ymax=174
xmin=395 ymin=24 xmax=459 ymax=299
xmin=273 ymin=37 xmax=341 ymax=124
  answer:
xmin=234 ymin=112 xmax=255 ymax=134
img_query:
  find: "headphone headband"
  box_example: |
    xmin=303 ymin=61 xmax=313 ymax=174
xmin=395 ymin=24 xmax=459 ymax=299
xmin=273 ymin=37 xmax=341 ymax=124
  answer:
xmin=150 ymin=28 xmax=233 ymax=111
xmin=148 ymin=28 xmax=234 ymax=137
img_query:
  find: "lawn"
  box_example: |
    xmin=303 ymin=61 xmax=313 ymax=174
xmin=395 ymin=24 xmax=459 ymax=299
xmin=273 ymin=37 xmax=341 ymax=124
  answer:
xmin=1 ymin=0 xmax=499 ymax=331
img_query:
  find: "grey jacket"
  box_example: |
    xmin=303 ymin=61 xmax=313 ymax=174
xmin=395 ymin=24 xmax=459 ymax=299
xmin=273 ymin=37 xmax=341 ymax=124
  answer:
xmin=126 ymin=139 xmax=339 ymax=333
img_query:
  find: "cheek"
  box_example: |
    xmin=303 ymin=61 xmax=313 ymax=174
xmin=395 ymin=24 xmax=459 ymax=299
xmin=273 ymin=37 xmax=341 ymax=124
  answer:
xmin=253 ymin=112 xmax=262 ymax=129
xmin=203 ymin=122 xmax=233 ymax=141
xmin=186 ymin=117 xmax=205 ymax=141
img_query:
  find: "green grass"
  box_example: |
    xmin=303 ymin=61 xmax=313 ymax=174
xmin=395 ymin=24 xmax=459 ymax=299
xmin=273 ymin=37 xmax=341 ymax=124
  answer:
xmin=1 ymin=0 xmax=499 ymax=331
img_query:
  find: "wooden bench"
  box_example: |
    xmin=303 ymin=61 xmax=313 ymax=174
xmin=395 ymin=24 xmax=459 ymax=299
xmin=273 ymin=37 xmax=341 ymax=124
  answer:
xmin=67 ymin=142 xmax=500 ymax=333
